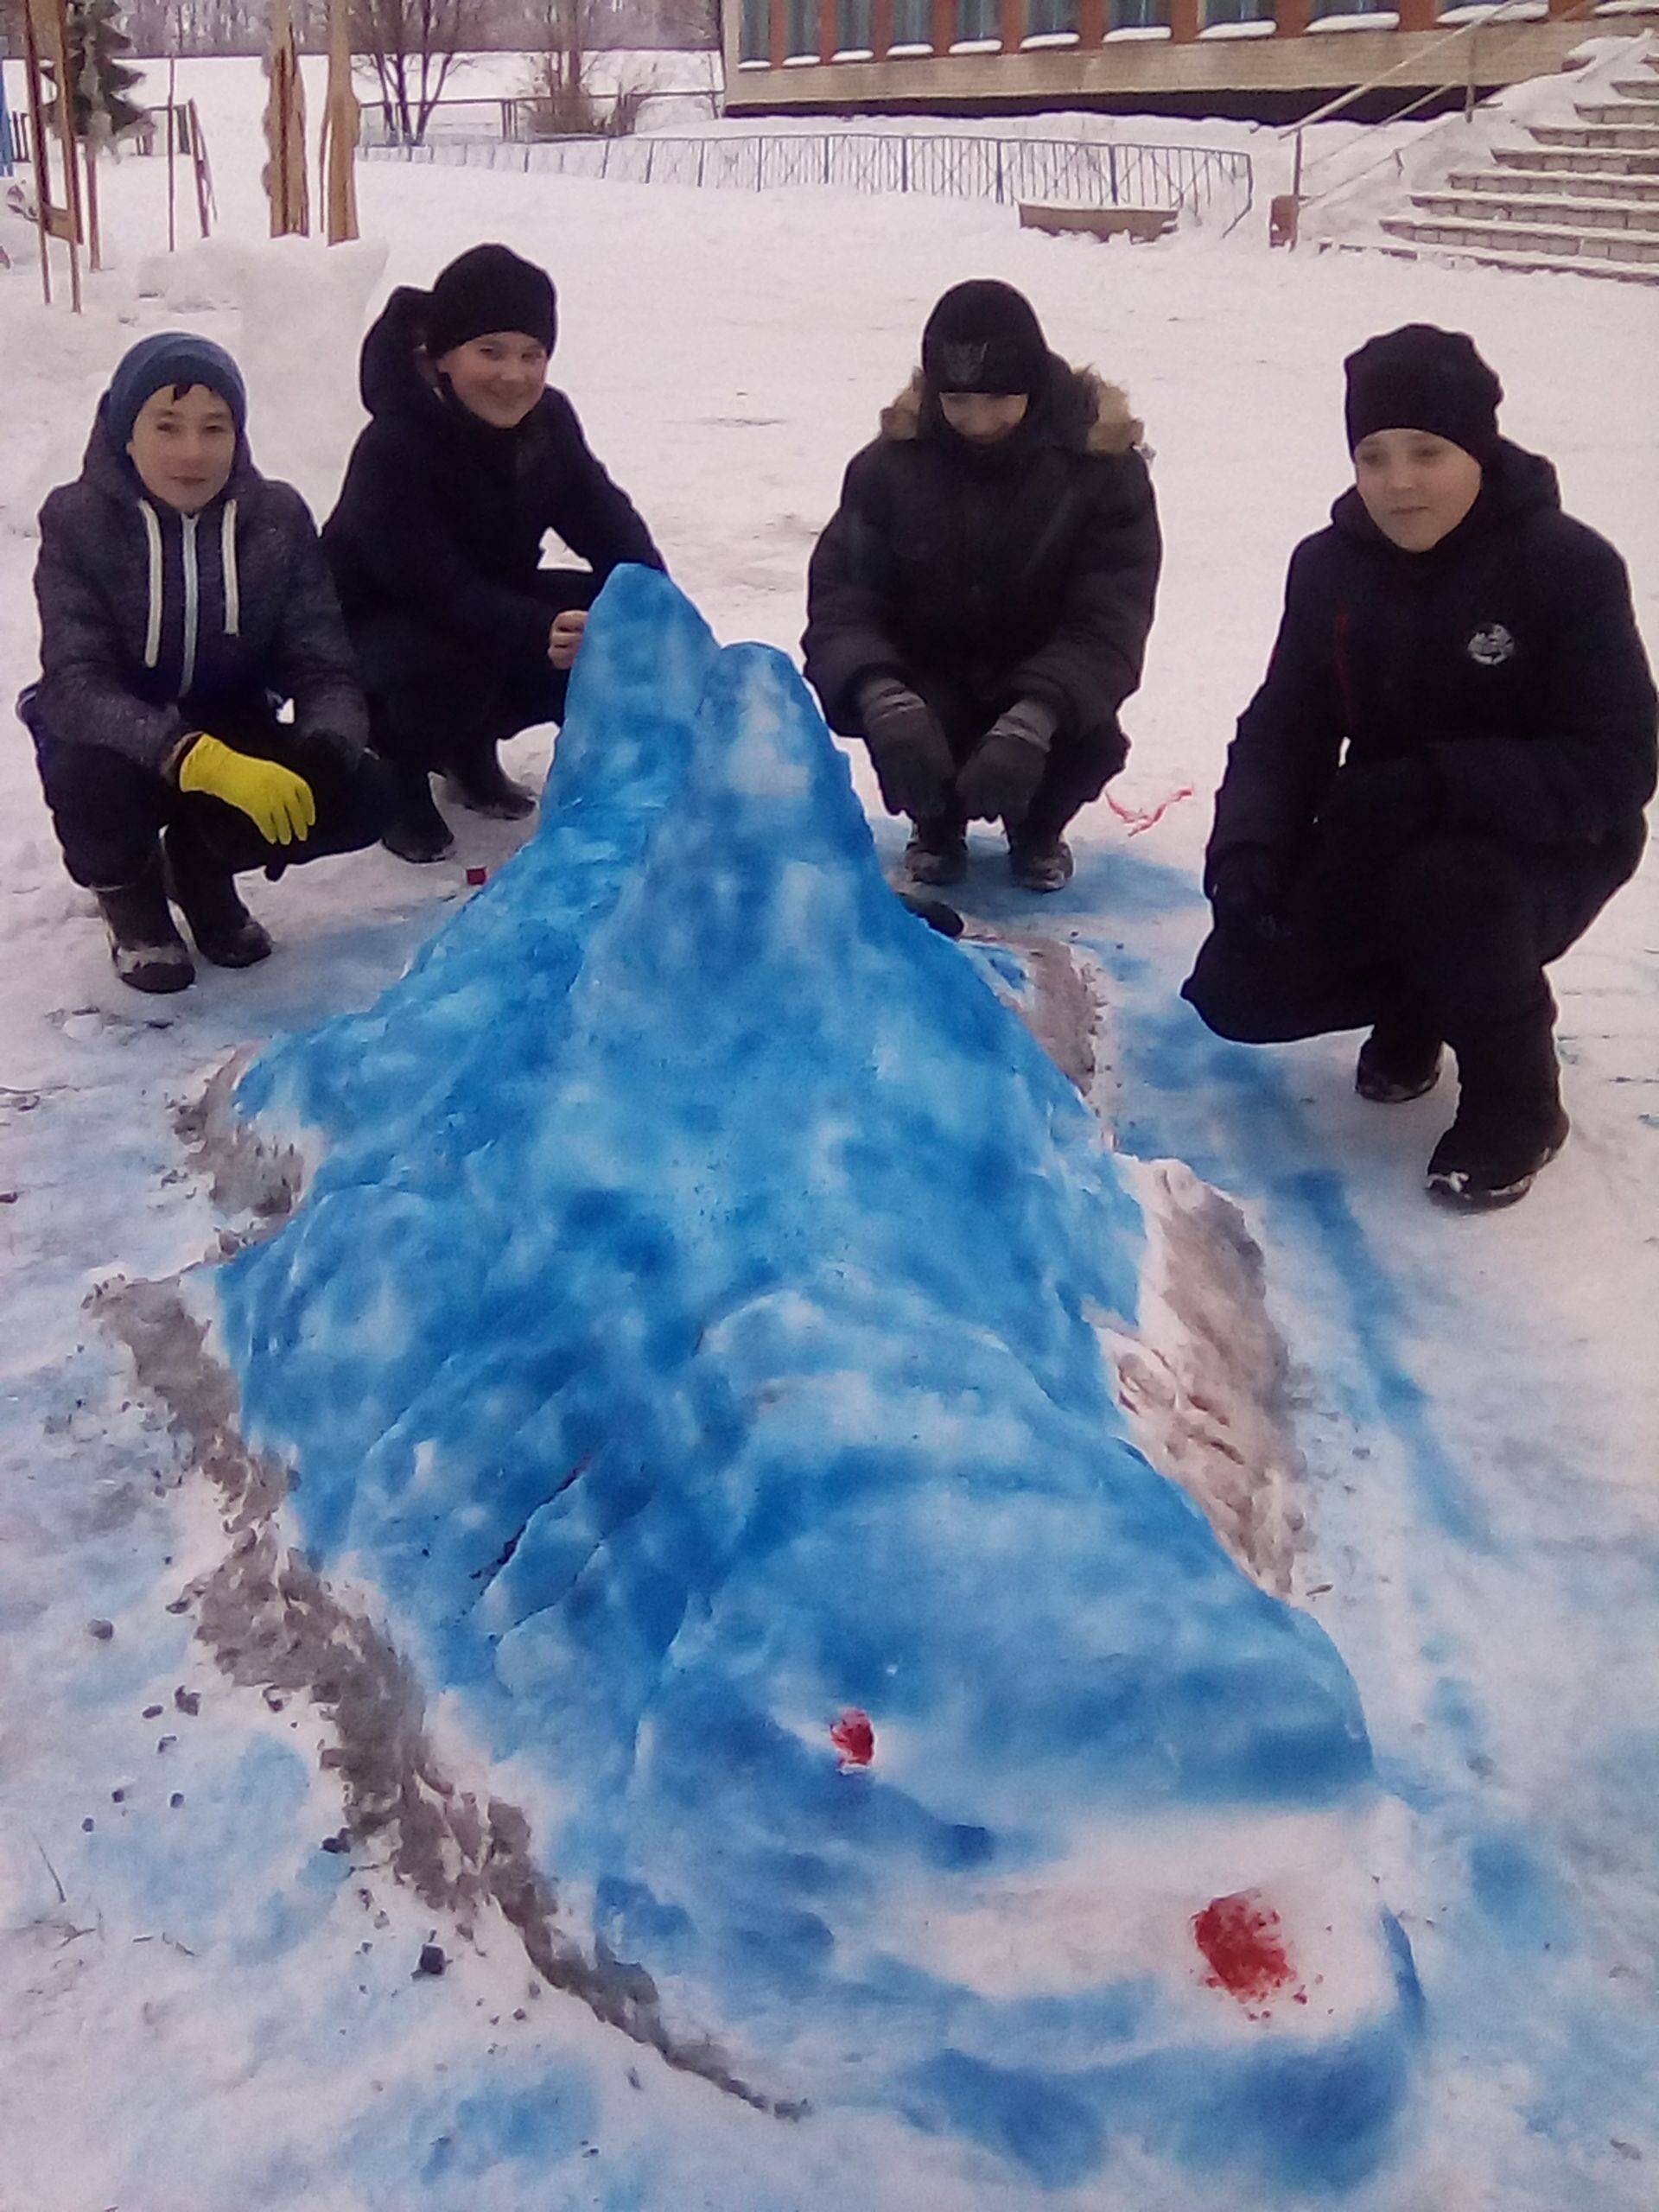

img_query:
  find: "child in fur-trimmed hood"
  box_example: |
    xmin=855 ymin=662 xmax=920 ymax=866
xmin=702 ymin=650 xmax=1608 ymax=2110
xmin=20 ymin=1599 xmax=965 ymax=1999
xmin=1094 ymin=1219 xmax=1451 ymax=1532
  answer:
xmin=802 ymin=279 xmax=1162 ymax=894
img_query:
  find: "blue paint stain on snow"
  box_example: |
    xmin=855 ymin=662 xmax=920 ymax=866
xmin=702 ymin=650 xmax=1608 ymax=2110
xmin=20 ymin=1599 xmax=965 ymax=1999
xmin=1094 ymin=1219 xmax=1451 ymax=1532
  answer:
xmin=219 ymin=571 xmax=1418 ymax=2192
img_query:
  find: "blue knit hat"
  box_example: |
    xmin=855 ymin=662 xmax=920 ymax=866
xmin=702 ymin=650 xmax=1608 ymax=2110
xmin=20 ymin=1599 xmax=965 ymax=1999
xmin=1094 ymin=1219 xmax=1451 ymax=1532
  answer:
xmin=105 ymin=332 xmax=248 ymax=451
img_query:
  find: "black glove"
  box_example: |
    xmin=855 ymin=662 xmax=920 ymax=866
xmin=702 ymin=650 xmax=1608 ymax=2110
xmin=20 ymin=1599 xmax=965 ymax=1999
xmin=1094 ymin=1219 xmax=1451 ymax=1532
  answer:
xmin=955 ymin=700 xmax=1055 ymax=824
xmin=859 ymin=678 xmax=957 ymax=819
xmin=1208 ymin=845 xmax=1291 ymax=949
xmin=1315 ymin=755 xmax=1442 ymax=877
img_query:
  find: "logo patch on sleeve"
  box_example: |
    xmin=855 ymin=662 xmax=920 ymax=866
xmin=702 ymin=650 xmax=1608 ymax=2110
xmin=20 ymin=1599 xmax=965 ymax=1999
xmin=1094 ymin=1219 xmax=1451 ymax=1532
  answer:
xmin=1465 ymin=623 xmax=1516 ymax=667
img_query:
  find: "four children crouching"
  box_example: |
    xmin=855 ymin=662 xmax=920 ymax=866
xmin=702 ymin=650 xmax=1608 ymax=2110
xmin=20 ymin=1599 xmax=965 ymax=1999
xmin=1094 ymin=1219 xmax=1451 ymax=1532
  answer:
xmin=17 ymin=266 xmax=1656 ymax=1212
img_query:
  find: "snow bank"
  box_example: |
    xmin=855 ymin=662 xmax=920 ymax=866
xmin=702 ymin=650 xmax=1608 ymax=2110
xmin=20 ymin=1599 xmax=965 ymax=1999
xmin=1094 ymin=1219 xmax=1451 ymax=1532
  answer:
xmin=213 ymin=567 xmax=1421 ymax=2190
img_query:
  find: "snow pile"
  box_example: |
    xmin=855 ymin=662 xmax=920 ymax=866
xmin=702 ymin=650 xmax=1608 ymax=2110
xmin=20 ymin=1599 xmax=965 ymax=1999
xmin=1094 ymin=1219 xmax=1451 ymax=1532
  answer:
xmin=213 ymin=566 xmax=1421 ymax=2192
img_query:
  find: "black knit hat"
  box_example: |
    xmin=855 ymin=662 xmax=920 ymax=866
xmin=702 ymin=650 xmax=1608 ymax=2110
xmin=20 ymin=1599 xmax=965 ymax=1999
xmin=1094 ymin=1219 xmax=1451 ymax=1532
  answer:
xmin=426 ymin=244 xmax=557 ymax=358
xmin=1344 ymin=325 xmax=1503 ymax=463
xmin=921 ymin=280 xmax=1049 ymax=397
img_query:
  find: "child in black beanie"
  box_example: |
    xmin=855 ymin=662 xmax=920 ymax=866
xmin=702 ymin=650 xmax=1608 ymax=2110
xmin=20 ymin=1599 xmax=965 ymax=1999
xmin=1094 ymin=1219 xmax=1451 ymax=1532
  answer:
xmin=803 ymin=279 xmax=1161 ymax=893
xmin=1184 ymin=323 xmax=1656 ymax=1209
xmin=323 ymin=243 xmax=664 ymax=863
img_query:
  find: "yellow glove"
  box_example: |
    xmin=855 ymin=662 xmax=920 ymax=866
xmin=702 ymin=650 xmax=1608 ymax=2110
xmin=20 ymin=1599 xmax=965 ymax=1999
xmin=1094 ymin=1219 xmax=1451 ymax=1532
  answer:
xmin=178 ymin=734 xmax=316 ymax=847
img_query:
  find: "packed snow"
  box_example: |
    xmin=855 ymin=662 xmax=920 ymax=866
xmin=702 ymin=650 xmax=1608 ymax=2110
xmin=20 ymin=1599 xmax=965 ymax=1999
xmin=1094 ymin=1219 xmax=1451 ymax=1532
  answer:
xmin=1 ymin=41 xmax=1656 ymax=2212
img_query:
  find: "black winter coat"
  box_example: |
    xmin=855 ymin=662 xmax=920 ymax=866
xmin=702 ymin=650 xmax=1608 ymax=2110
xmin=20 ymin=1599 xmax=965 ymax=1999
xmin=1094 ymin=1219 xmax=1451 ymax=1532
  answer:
xmin=1207 ymin=443 xmax=1657 ymax=888
xmin=32 ymin=411 xmax=366 ymax=778
xmin=322 ymin=287 xmax=664 ymax=684
xmin=802 ymin=359 xmax=1161 ymax=772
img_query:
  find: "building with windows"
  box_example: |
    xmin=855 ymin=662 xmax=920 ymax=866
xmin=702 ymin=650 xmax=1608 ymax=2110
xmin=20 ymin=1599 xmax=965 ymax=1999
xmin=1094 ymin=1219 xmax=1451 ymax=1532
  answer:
xmin=722 ymin=0 xmax=1632 ymax=121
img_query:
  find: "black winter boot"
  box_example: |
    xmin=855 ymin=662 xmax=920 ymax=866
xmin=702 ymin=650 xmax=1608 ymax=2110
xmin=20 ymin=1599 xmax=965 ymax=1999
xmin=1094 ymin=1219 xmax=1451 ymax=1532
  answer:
xmin=1007 ymin=832 xmax=1074 ymax=893
xmin=381 ymin=761 xmax=455 ymax=864
xmin=1357 ymin=1014 xmax=1444 ymax=1103
xmin=94 ymin=857 xmax=194 ymax=994
xmin=1427 ymin=1011 xmax=1568 ymax=1210
xmin=905 ymin=811 xmax=968 ymax=888
xmin=444 ymin=741 xmax=537 ymax=822
xmin=163 ymin=822 xmax=272 ymax=968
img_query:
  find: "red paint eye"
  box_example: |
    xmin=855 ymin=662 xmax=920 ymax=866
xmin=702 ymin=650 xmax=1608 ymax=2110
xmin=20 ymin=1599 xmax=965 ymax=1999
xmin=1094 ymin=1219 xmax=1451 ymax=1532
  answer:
xmin=1192 ymin=1890 xmax=1299 ymax=2007
xmin=830 ymin=1708 xmax=874 ymax=1768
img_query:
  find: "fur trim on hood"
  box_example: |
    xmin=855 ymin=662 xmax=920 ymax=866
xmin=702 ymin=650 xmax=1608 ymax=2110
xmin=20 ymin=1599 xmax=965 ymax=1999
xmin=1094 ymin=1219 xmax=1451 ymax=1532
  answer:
xmin=878 ymin=364 xmax=1144 ymax=454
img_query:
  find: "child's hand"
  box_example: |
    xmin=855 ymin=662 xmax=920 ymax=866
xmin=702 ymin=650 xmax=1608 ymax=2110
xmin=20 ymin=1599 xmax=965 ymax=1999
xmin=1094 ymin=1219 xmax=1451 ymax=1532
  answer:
xmin=548 ymin=610 xmax=588 ymax=670
xmin=177 ymin=734 xmax=316 ymax=846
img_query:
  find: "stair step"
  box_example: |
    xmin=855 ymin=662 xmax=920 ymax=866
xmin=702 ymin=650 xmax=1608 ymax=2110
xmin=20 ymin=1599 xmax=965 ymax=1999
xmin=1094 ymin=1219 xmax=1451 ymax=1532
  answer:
xmin=1531 ymin=122 xmax=1659 ymax=149
xmin=1447 ymin=166 xmax=1659 ymax=200
xmin=1610 ymin=79 xmax=1659 ymax=102
xmin=1380 ymin=213 xmax=1659 ymax=263
xmin=1496 ymin=149 xmax=1659 ymax=176
xmin=1415 ymin=188 xmax=1659 ymax=229
xmin=1367 ymin=239 xmax=1659 ymax=285
xmin=1493 ymin=143 xmax=1659 ymax=175
xmin=1574 ymin=102 xmax=1659 ymax=125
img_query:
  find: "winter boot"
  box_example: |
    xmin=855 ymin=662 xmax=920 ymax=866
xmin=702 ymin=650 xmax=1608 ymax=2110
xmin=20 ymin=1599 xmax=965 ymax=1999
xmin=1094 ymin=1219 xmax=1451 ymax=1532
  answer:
xmin=163 ymin=822 xmax=272 ymax=969
xmin=381 ymin=761 xmax=455 ymax=865
xmin=94 ymin=858 xmax=194 ymax=995
xmin=444 ymin=741 xmax=537 ymax=823
xmin=904 ymin=812 xmax=968 ymax=888
xmin=1357 ymin=1014 xmax=1444 ymax=1103
xmin=1008 ymin=831 xmax=1074 ymax=893
xmin=1426 ymin=1011 xmax=1568 ymax=1210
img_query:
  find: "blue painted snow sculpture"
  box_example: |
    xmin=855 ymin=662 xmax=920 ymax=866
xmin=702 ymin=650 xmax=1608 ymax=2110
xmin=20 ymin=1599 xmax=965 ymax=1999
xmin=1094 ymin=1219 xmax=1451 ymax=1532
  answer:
xmin=222 ymin=569 xmax=1421 ymax=2195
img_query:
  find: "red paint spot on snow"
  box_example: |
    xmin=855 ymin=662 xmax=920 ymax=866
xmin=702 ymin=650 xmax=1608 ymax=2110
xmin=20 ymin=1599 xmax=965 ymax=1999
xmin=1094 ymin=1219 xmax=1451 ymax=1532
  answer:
xmin=830 ymin=1708 xmax=874 ymax=1768
xmin=1192 ymin=1890 xmax=1298 ymax=2007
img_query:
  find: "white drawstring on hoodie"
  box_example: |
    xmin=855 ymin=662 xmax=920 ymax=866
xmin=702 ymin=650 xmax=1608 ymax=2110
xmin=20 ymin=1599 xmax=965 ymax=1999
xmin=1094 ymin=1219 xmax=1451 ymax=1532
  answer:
xmin=138 ymin=495 xmax=241 ymax=686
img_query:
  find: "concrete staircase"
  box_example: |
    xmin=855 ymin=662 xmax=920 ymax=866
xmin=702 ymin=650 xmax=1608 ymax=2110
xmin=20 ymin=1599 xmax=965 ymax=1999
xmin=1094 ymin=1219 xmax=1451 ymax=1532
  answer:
xmin=1378 ymin=47 xmax=1659 ymax=283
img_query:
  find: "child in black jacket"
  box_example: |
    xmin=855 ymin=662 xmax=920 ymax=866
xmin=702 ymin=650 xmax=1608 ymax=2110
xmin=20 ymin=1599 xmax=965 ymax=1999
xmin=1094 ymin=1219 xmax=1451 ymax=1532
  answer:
xmin=323 ymin=243 xmax=664 ymax=864
xmin=803 ymin=280 xmax=1161 ymax=894
xmin=24 ymin=333 xmax=385 ymax=995
xmin=1184 ymin=324 xmax=1656 ymax=1208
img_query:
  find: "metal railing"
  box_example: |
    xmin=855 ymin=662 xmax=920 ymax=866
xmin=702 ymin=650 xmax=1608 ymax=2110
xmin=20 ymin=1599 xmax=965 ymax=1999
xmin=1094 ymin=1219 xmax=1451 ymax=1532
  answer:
xmin=370 ymin=130 xmax=1255 ymax=232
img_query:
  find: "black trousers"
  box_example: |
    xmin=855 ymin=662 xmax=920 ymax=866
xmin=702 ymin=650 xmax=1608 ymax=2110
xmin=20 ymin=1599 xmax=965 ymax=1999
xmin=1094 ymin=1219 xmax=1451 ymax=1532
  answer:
xmin=28 ymin=702 xmax=386 ymax=892
xmin=1182 ymin=830 xmax=1637 ymax=1056
xmin=349 ymin=571 xmax=595 ymax=777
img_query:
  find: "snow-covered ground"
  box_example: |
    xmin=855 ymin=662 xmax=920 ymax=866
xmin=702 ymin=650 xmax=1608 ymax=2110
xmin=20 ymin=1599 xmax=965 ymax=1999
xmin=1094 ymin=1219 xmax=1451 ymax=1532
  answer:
xmin=1 ymin=47 xmax=1656 ymax=2212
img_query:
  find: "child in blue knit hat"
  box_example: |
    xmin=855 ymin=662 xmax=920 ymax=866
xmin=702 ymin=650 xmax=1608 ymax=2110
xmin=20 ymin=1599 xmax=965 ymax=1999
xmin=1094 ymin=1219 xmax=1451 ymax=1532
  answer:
xmin=21 ymin=331 xmax=388 ymax=994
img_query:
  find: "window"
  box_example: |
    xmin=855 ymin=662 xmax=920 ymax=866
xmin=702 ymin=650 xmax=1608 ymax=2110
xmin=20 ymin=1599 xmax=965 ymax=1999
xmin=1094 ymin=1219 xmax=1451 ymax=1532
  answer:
xmin=957 ymin=0 xmax=1000 ymax=37
xmin=891 ymin=0 xmax=931 ymax=41
xmin=786 ymin=0 xmax=818 ymax=52
xmin=1110 ymin=0 xmax=1165 ymax=25
xmin=838 ymin=0 xmax=874 ymax=44
xmin=741 ymin=0 xmax=770 ymax=60
xmin=1027 ymin=0 xmax=1079 ymax=31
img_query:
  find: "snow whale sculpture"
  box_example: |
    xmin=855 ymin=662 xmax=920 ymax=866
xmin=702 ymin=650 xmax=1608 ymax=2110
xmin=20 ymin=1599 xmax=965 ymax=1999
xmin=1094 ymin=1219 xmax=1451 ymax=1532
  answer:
xmin=221 ymin=569 xmax=1421 ymax=2195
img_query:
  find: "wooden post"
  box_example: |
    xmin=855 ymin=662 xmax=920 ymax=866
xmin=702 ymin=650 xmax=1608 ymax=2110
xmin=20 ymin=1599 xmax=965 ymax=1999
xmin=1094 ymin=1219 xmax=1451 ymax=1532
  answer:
xmin=1395 ymin=0 xmax=1437 ymax=30
xmin=1274 ymin=0 xmax=1308 ymax=37
xmin=931 ymin=0 xmax=956 ymax=51
xmin=1545 ymin=0 xmax=1576 ymax=14
xmin=1168 ymin=0 xmax=1201 ymax=41
xmin=820 ymin=0 xmax=839 ymax=61
xmin=1077 ymin=0 xmax=1107 ymax=45
xmin=999 ymin=0 xmax=1023 ymax=48
xmin=165 ymin=58 xmax=177 ymax=251
xmin=320 ymin=0 xmax=359 ymax=243
xmin=769 ymin=0 xmax=788 ymax=64
xmin=24 ymin=0 xmax=85 ymax=311
xmin=188 ymin=99 xmax=213 ymax=239
xmin=872 ymin=0 xmax=894 ymax=53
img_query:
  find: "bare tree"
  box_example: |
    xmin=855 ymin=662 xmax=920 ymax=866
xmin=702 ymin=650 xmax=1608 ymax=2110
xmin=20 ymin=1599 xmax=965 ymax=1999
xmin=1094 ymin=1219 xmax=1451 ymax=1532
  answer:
xmin=348 ymin=0 xmax=481 ymax=137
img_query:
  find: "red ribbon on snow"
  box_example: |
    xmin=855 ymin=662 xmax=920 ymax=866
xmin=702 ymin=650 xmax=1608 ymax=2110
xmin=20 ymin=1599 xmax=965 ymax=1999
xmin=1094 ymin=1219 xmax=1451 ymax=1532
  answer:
xmin=1107 ymin=785 xmax=1195 ymax=837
